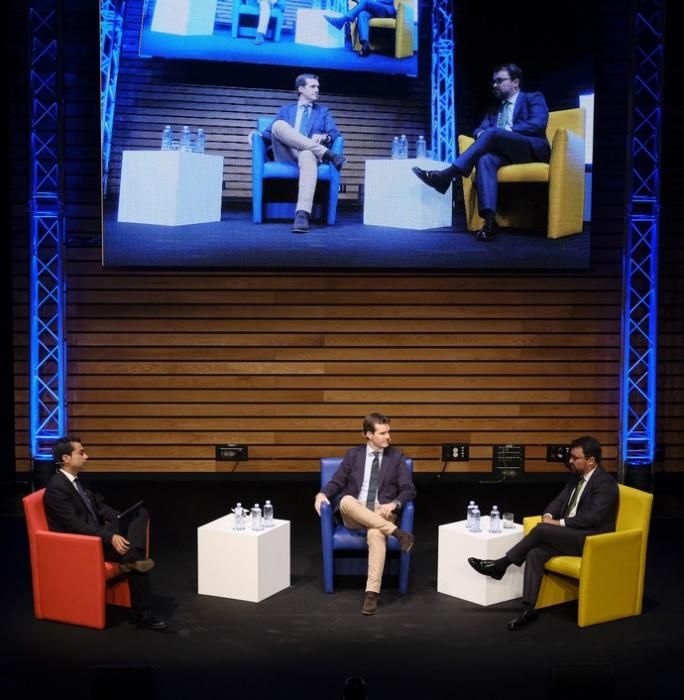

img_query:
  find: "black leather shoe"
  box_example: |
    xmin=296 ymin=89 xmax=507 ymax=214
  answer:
xmin=411 ymin=167 xmax=453 ymax=195
xmin=119 ymin=558 xmax=155 ymax=573
xmin=467 ymin=557 xmax=504 ymax=580
xmin=325 ymin=15 xmax=347 ymax=31
xmin=359 ymin=40 xmax=371 ymax=57
xmin=131 ymin=610 xmax=168 ymax=630
xmin=292 ymin=210 xmax=310 ymax=233
xmin=507 ymin=608 xmax=538 ymax=631
xmin=475 ymin=219 xmax=499 ymax=241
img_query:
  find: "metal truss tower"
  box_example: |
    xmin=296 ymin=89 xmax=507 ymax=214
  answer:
xmin=101 ymin=0 xmax=126 ymax=197
xmin=619 ymin=0 xmax=665 ymax=485
xmin=28 ymin=0 xmax=67 ymax=464
xmin=431 ymin=0 xmax=455 ymax=163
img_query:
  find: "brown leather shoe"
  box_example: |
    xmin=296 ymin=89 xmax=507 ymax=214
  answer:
xmin=120 ymin=558 xmax=155 ymax=573
xmin=392 ymin=528 xmax=415 ymax=553
xmin=361 ymin=591 xmax=378 ymax=615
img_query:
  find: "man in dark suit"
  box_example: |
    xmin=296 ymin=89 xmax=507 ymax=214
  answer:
xmin=314 ymin=412 xmax=416 ymax=615
xmin=43 ymin=435 xmax=168 ymax=630
xmin=255 ymin=73 xmax=345 ymax=233
xmin=413 ymin=63 xmax=551 ymax=241
xmin=468 ymin=436 xmax=619 ymax=630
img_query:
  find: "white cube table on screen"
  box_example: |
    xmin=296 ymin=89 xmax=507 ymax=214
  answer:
xmin=437 ymin=517 xmax=525 ymax=606
xmin=295 ymin=10 xmax=345 ymax=49
xmin=117 ymin=150 xmax=224 ymax=226
xmin=197 ymin=514 xmax=290 ymax=603
xmin=363 ymin=158 xmax=453 ymax=229
xmin=151 ymin=0 xmax=218 ymax=36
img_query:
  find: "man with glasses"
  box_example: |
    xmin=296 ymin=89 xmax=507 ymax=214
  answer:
xmin=467 ymin=436 xmax=618 ymax=629
xmin=412 ymin=63 xmax=550 ymax=241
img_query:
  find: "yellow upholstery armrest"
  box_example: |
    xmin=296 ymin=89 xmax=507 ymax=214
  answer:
xmin=523 ymin=515 xmax=542 ymax=535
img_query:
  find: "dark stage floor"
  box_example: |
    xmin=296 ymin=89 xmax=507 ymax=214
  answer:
xmin=2 ymin=476 xmax=681 ymax=700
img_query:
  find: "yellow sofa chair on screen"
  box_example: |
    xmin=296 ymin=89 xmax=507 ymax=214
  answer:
xmin=350 ymin=0 xmax=415 ymax=59
xmin=458 ymin=107 xmax=586 ymax=239
xmin=523 ymin=483 xmax=653 ymax=627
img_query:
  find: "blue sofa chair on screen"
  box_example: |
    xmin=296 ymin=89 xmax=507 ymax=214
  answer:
xmin=232 ymin=0 xmax=285 ymax=42
xmin=252 ymin=116 xmax=344 ymax=225
xmin=319 ymin=457 xmax=414 ymax=594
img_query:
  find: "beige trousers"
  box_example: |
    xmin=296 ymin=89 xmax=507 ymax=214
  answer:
xmin=270 ymin=119 xmax=328 ymax=214
xmin=339 ymin=495 xmax=398 ymax=594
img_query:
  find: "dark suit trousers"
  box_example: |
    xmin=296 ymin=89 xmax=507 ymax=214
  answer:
xmin=453 ymin=128 xmax=542 ymax=215
xmin=506 ymin=523 xmax=596 ymax=607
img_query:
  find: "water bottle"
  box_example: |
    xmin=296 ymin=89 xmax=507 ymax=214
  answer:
xmin=416 ymin=135 xmax=426 ymax=158
xmin=251 ymin=503 xmax=263 ymax=531
xmin=180 ymin=125 xmax=192 ymax=152
xmin=161 ymin=125 xmax=173 ymax=151
xmin=466 ymin=500 xmax=476 ymax=530
xmin=232 ymin=502 xmax=245 ymax=530
xmin=263 ymin=500 xmax=274 ymax=527
xmin=470 ymin=504 xmax=481 ymax=533
xmin=489 ymin=505 xmax=502 ymax=533
xmin=194 ymin=128 xmax=206 ymax=154
xmin=399 ymin=134 xmax=408 ymax=158
xmin=391 ymin=136 xmax=400 ymax=159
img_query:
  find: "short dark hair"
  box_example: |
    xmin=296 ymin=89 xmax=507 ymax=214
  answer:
xmin=363 ymin=413 xmax=390 ymax=435
xmin=52 ymin=435 xmax=82 ymax=465
xmin=295 ymin=73 xmax=319 ymax=92
xmin=493 ymin=63 xmax=523 ymax=83
xmin=570 ymin=436 xmax=602 ymax=463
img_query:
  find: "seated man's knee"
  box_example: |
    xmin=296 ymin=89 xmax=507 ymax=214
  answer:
xmin=339 ymin=495 xmax=356 ymax=512
xmin=271 ymin=119 xmax=289 ymax=136
xmin=297 ymin=150 xmax=317 ymax=166
xmin=367 ymin=527 xmax=386 ymax=544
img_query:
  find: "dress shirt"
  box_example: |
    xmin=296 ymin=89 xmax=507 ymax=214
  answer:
xmin=357 ymin=447 xmax=383 ymax=506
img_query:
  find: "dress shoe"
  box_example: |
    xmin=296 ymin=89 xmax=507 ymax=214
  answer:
xmin=325 ymin=15 xmax=347 ymax=31
xmin=131 ymin=609 xmax=169 ymax=630
xmin=361 ymin=591 xmax=378 ymax=615
xmin=291 ymin=210 xmax=310 ymax=233
xmin=359 ymin=40 xmax=371 ymax=57
xmin=507 ymin=608 xmax=538 ymax=631
xmin=411 ymin=166 xmax=453 ymax=195
xmin=324 ymin=150 xmax=346 ymax=171
xmin=467 ymin=557 xmax=504 ymax=580
xmin=120 ymin=558 xmax=155 ymax=573
xmin=392 ymin=528 xmax=415 ymax=553
xmin=475 ymin=219 xmax=499 ymax=241
xmin=254 ymin=32 xmax=265 ymax=45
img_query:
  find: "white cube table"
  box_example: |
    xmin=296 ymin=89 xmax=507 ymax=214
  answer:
xmin=437 ymin=517 xmax=526 ymax=606
xmin=117 ymin=150 xmax=224 ymax=226
xmin=151 ymin=0 xmax=217 ymax=36
xmin=295 ymin=10 xmax=345 ymax=48
xmin=197 ymin=514 xmax=290 ymax=603
xmin=363 ymin=158 xmax=453 ymax=229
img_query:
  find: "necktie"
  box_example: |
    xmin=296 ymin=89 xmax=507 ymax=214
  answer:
xmin=74 ymin=478 xmax=99 ymax=523
xmin=563 ymin=479 xmax=585 ymax=518
xmin=366 ymin=451 xmax=380 ymax=510
xmin=299 ymin=105 xmax=311 ymax=135
xmin=497 ymin=101 xmax=511 ymax=129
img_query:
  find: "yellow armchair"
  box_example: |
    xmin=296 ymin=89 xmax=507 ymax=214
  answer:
xmin=458 ymin=107 xmax=586 ymax=239
xmin=522 ymin=483 xmax=653 ymax=627
xmin=350 ymin=0 xmax=415 ymax=59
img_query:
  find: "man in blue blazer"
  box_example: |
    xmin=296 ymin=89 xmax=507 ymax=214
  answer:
xmin=413 ymin=63 xmax=551 ymax=241
xmin=468 ymin=436 xmax=619 ymax=630
xmin=257 ymin=73 xmax=345 ymax=233
xmin=314 ymin=413 xmax=416 ymax=615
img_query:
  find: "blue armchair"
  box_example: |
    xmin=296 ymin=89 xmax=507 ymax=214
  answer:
xmin=319 ymin=457 xmax=415 ymax=594
xmin=252 ymin=116 xmax=344 ymax=225
xmin=232 ymin=0 xmax=285 ymax=42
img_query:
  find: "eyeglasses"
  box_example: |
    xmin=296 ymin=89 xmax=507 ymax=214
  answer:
xmin=492 ymin=77 xmax=511 ymax=84
xmin=568 ymin=455 xmax=587 ymax=463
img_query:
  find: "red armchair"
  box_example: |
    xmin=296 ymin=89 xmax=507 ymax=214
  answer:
xmin=23 ymin=489 xmax=137 ymax=629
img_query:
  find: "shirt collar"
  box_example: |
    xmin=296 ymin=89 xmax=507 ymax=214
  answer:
xmin=367 ymin=446 xmax=384 ymax=458
xmin=59 ymin=468 xmax=77 ymax=483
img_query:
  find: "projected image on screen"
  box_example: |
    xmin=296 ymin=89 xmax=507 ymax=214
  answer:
xmin=102 ymin=0 xmax=594 ymax=270
xmin=139 ymin=0 xmax=419 ymax=77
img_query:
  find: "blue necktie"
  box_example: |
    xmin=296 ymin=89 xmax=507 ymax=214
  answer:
xmin=74 ymin=478 xmax=99 ymax=524
xmin=299 ymin=105 xmax=311 ymax=135
xmin=366 ymin=451 xmax=380 ymax=510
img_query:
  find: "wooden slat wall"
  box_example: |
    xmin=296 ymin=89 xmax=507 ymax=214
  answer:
xmin=10 ymin=0 xmax=682 ymax=474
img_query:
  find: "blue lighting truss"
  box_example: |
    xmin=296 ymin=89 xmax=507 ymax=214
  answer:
xmin=28 ymin=0 xmax=67 ymax=461
xmin=100 ymin=0 xmax=125 ymax=197
xmin=619 ymin=0 xmax=665 ymax=477
xmin=431 ymin=0 xmax=455 ymax=163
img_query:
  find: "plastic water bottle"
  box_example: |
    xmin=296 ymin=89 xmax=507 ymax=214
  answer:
xmin=161 ymin=125 xmax=173 ymax=151
xmin=232 ymin=502 xmax=245 ymax=530
xmin=194 ymin=128 xmax=206 ymax=154
xmin=416 ymin=135 xmax=426 ymax=158
xmin=251 ymin=503 xmax=263 ymax=531
xmin=489 ymin=505 xmax=502 ymax=533
xmin=391 ymin=136 xmax=400 ymax=159
xmin=180 ymin=125 xmax=192 ymax=152
xmin=263 ymin=500 xmax=274 ymax=527
xmin=470 ymin=504 xmax=481 ymax=533
xmin=399 ymin=134 xmax=408 ymax=158
xmin=466 ymin=500 xmax=476 ymax=530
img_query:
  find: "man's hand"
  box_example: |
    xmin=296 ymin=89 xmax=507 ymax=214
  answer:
xmin=311 ymin=133 xmax=329 ymax=145
xmin=542 ymin=513 xmax=561 ymax=526
xmin=248 ymin=130 xmax=261 ymax=145
xmin=376 ymin=502 xmax=398 ymax=519
xmin=314 ymin=492 xmax=330 ymax=516
xmin=111 ymin=534 xmax=130 ymax=555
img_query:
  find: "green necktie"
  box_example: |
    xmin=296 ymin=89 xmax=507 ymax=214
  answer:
xmin=299 ymin=105 xmax=311 ymax=135
xmin=563 ymin=479 xmax=585 ymax=518
xmin=497 ymin=101 xmax=511 ymax=128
